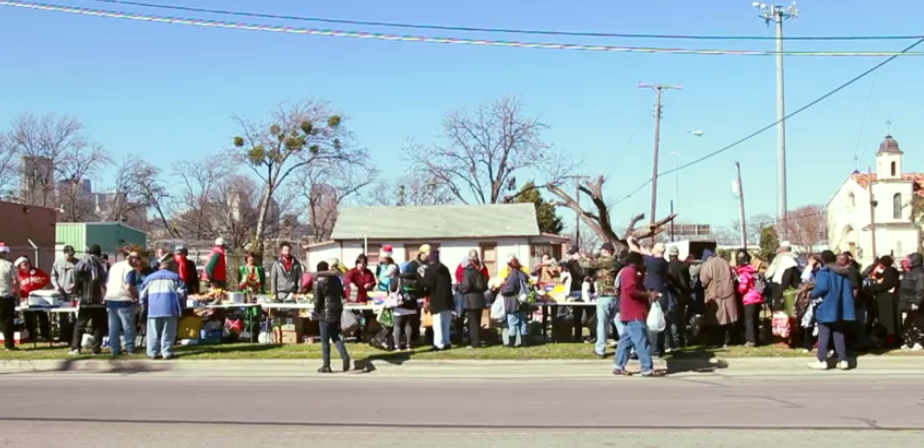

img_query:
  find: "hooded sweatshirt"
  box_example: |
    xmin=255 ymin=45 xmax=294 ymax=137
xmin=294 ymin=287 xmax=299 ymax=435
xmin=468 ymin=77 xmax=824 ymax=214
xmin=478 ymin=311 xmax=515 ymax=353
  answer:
xmin=736 ymin=264 xmax=764 ymax=305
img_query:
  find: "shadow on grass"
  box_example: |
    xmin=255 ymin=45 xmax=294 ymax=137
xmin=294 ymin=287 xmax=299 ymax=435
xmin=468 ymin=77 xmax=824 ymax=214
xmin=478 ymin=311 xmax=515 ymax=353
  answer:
xmin=174 ymin=344 xmax=283 ymax=357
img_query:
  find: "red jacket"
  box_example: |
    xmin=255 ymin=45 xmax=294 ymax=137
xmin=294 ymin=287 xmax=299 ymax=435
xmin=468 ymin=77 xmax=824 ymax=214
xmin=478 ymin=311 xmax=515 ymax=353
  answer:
xmin=344 ymin=268 xmax=375 ymax=303
xmin=618 ymin=265 xmax=651 ymax=322
xmin=18 ymin=268 xmax=51 ymax=299
xmin=455 ymin=263 xmax=489 ymax=284
xmin=202 ymin=246 xmax=227 ymax=283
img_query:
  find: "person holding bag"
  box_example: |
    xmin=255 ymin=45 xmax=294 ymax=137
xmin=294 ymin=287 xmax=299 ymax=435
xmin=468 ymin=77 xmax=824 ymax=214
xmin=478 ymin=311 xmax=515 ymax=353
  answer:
xmin=499 ymin=255 xmax=530 ymax=348
xmin=613 ymin=252 xmax=660 ymax=377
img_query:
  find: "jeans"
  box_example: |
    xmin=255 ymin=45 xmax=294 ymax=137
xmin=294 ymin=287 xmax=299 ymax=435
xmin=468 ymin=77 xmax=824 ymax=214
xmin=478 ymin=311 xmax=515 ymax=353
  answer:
xmin=0 ymin=297 xmax=15 ymax=349
xmin=594 ymin=296 xmax=616 ymax=355
xmin=431 ymin=310 xmax=452 ymax=349
xmin=71 ymin=306 xmax=107 ymax=353
xmin=319 ymin=320 xmax=349 ymax=368
xmin=744 ymin=303 xmax=761 ymax=345
xmin=502 ymin=311 xmax=528 ymax=347
xmin=146 ymin=317 xmax=178 ymax=359
xmin=616 ymin=320 xmax=654 ymax=374
xmin=817 ymin=321 xmax=847 ymax=363
xmin=467 ymin=308 xmax=483 ymax=347
xmin=107 ymin=301 xmax=137 ymax=355
xmin=393 ymin=313 xmax=415 ymax=349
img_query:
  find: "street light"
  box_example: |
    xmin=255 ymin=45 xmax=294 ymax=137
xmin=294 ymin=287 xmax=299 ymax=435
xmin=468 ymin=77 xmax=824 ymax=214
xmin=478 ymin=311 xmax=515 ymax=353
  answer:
xmin=671 ymin=130 xmax=705 ymax=215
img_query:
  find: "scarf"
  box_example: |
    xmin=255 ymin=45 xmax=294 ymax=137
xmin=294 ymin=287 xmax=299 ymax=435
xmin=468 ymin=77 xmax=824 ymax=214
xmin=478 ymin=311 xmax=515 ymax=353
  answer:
xmin=282 ymin=256 xmax=294 ymax=272
xmin=176 ymin=255 xmax=190 ymax=283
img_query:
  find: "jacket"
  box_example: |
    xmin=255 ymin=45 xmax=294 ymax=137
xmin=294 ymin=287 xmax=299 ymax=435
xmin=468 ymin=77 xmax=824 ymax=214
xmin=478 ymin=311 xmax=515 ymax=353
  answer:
xmin=458 ymin=265 xmax=488 ymax=310
xmin=500 ymin=267 xmax=528 ymax=315
xmin=313 ymin=271 xmax=344 ymax=322
xmin=202 ymin=246 xmax=227 ymax=284
xmin=344 ymin=267 xmax=376 ymax=303
xmin=811 ymin=265 xmax=856 ymax=323
xmin=699 ymin=253 xmax=739 ymax=326
xmin=175 ymin=255 xmax=200 ymax=296
xmin=270 ymin=256 xmax=303 ymax=296
xmin=422 ymin=262 xmax=454 ymax=313
xmin=563 ymin=259 xmax=588 ymax=293
xmin=73 ymin=254 xmax=107 ymax=306
xmin=140 ymin=268 xmax=186 ymax=318
xmin=238 ymin=264 xmax=266 ymax=294
xmin=579 ymin=255 xmax=621 ymax=296
xmin=18 ymin=268 xmax=51 ymax=298
xmin=667 ymin=258 xmax=691 ymax=302
xmin=455 ymin=262 xmax=489 ymax=284
xmin=51 ymin=258 xmax=77 ymax=296
xmin=899 ymin=253 xmax=924 ymax=311
xmin=736 ymin=264 xmax=764 ymax=306
xmin=619 ymin=264 xmax=651 ymax=322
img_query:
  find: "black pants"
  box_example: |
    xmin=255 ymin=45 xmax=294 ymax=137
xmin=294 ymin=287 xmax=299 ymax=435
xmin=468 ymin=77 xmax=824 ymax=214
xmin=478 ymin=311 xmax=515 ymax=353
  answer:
xmin=393 ymin=314 xmax=415 ymax=349
xmin=466 ymin=308 xmax=483 ymax=347
xmin=712 ymin=324 xmax=734 ymax=347
xmin=744 ymin=304 xmax=761 ymax=345
xmin=319 ymin=320 xmax=349 ymax=368
xmin=71 ymin=306 xmax=107 ymax=353
xmin=572 ymin=306 xmax=585 ymax=342
xmin=0 ymin=297 xmax=16 ymax=349
xmin=24 ymin=311 xmax=51 ymax=341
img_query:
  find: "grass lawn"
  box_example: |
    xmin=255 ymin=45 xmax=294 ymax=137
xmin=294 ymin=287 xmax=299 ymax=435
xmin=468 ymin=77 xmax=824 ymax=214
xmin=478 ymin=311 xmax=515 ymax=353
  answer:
xmin=2 ymin=341 xmax=921 ymax=361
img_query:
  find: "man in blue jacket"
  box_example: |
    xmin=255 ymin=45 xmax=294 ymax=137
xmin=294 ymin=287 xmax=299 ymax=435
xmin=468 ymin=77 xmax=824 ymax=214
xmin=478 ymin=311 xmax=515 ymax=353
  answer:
xmin=140 ymin=253 xmax=186 ymax=360
xmin=808 ymin=250 xmax=856 ymax=371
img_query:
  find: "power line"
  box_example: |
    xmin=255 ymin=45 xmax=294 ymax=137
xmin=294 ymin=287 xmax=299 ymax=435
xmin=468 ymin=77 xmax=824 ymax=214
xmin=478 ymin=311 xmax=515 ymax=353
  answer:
xmin=613 ymin=37 xmax=924 ymax=205
xmin=87 ymin=0 xmax=924 ymax=42
xmin=3 ymin=1 xmax=924 ymax=57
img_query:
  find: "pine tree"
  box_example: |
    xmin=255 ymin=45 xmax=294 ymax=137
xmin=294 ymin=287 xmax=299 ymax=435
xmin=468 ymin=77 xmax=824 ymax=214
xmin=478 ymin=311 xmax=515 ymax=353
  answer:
xmin=515 ymin=182 xmax=564 ymax=234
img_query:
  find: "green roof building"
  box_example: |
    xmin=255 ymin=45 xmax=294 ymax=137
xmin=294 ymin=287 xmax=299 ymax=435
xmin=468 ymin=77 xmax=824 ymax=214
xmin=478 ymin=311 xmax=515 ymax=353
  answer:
xmin=55 ymin=222 xmax=148 ymax=257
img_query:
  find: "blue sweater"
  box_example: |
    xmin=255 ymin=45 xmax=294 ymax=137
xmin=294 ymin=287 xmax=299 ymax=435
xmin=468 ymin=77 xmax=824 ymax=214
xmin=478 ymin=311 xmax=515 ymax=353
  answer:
xmin=810 ymin=266 xmax=856 ymax=323
xmin=140 ymin=269 xmax=186 ymax=318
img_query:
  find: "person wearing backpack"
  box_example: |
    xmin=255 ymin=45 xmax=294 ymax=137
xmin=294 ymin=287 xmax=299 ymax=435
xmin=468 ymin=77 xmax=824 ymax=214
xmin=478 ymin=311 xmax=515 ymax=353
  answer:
xmin=459 ymin=255 xmax=488 ymax=348
xmin=313 ymin=261 xmax=351 ymax=373
xmin=736 ymin=251 xmax=764 ymax=347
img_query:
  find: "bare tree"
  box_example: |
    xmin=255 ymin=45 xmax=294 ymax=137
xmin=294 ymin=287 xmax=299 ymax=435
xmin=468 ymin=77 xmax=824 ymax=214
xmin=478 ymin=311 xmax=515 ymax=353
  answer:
xmin=731 ymin=213 xmax=775 ymax=244
xmin=57 ymin=142 xmax=111 ymax=222
xmin=299 ymin=154 xmax=377 ymax=241
xmin=546 ymin=176 xmax=676 ymax=257
xmin=7 ymin=113 xmax=110 ymax=208
xmin=212 ymin=174 xmax=262 ymax=251
xmin=231 ymin=100 xmax=352 ymax=255
xmin=404 ymin=97 xmax=572 ymax=205
xmin=780 ymin=205 xmax=828 ymax=252
xmin=362 ymin=175 xmax=457 ymax=207
xmin=0 ymin=133 xmax=19 ymax=199
xmin=172 ymin=154 xmax=234 ymax=240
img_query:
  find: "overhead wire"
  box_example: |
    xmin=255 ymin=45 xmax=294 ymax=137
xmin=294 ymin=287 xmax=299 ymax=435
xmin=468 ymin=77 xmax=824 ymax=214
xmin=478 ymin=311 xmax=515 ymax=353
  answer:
xmin=612 ymin=36 xmax=924 ymax=205
xmin=3 ymin=1 xmax=924 ymax=57
xmin=87 ymin=0 xmax=924 ymax=42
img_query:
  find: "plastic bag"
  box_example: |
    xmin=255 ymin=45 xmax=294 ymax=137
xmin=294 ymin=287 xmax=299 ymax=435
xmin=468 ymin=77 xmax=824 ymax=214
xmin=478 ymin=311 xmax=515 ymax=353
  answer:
xmin=647 ymin=301 xmax=667 ymax=333
xmin=771 ymin=311 xmax=791 ymax=338
xmin=377 ymin=307 xmax=394 ymax=329
xmin=490 ymin=295 xmax=506 ymax=322
xmin=340 ymin=310 xmax=360 ymax=334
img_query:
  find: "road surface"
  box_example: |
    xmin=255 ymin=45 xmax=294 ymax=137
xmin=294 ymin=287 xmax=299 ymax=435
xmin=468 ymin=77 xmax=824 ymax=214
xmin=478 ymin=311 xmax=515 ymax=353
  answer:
xmin=1 ymin=373 xmax=922 ymax=446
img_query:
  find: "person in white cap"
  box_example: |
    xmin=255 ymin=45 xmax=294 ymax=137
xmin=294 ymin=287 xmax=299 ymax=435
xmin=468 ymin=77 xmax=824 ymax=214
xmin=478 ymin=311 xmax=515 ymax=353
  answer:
xmin=766 ymin=241 xmax=799 ymax=310
xmin=201 ymin=237 xmax=228 ymax=289
xmin=0 ymin=243 xmax=19 ymax=351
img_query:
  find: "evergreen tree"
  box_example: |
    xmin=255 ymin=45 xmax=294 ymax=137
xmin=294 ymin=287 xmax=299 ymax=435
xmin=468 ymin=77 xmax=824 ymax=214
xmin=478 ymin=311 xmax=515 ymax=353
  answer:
xmin=515 ymin=182 xmax=564 ymax=234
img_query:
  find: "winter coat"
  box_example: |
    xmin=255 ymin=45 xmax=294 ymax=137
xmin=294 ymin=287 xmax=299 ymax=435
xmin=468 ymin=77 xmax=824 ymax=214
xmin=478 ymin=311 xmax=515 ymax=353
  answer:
xmin=422 ymin=262 xmax=454 ymax=314
xmin=699 ymin=254 xmax=739 ymax=326
xmin=562 ymin=259 xmax=588 ymax=293
xmin=667 ymin=258 xmax=691 ymax=303
xmin=313 ymin=271 xmax=344 ymax=323
xmin=811 ymin=265 xmax=856 ymax=323
xmin=899 ymin=253 xmax=924 ymax=312
xmin=500 ymin=267 xmax=528 ymax=315
xmin=458 ymin=265 xmax=488 ymax=310
xmin=736 ymin=264 xmax=764 ymax=306
xmin=270 ymin=256 xmax=304 ymax=296
xmin=455 ymin=262 xmax=489 ymax=284
xmin=51 ymin=258 xmax=77 ymax=295
xmin=17 ymin=268 xmax=51 ymax=299
xmin=344 ymin=267 xmax=376 ymax=303
xmin=73 ymin=254 xmax=107 ymax=306
xmin=202 ymin=246 xmax=227 ymax=284
xmin=139 ymin=269 xmax=186 ymax=318
xmin=868 ymin=264 xmax=900 ymax=336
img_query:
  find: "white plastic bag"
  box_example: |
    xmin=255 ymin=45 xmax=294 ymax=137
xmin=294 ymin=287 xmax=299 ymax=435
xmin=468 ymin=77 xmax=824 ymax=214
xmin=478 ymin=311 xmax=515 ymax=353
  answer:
xmin=647 ymin=301 xmax=667 ymax=333
xmin=490 ymin=296 xmax=506 ymax=322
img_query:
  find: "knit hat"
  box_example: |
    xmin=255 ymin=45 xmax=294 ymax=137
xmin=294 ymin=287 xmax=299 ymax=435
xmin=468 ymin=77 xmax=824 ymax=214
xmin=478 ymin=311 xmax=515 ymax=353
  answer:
xmin=382 ymin=244 xmax=394 ymax=254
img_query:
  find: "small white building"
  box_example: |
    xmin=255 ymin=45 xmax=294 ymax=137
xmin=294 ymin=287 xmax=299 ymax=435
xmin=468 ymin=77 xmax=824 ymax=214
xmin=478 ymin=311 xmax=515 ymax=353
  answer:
xmin=827 ymin=135 xmax=922 ymax=266
xmin=304 ymin=203 xmax=569 ymax=279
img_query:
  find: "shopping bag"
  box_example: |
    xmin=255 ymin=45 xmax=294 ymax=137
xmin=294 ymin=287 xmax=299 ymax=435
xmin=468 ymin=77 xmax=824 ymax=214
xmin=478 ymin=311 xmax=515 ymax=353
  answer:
xmin=340 ymin=310 xmax=360 ymax=334
xmin=771 ymin=311 xmax=791 ymax=338
xmin=647 ymin=301 xmax=667 ymax=333
xmin=377 ymin=307 xmax=394 ymax=329
xmin=490 ymin=295 xmax=507 ymax=322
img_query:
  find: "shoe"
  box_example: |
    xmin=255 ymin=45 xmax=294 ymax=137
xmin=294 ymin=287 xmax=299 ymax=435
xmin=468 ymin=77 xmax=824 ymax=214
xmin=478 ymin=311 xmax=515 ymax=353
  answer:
xmin=744 ymin=342 xmax=756 ymax=348
xmin=593 ymin=350 xmax=605 ymax=359
xmin=612 ymin=367 xmax=630 ymax=376
xmin=342 ymin=358 xmax=351 ymax=372
xmin=664 ymin=348 xmax=675 ymax=354
xmin=836 ymin=360 xmax=850 ymax=370
xmin=163 ymin=354 xmax=175 ymax=360
xmin=912 ymin=343 xmax=924 ymax=352
xmin=68 ymin=349 xmax=80 ymax=356
xmin=318 ymin=366 xmax=332 ymax=373
xmin=807 ymin=361 xmax=829 ymax=370
xmin=465 ymin=346 xmax=474 ymax=349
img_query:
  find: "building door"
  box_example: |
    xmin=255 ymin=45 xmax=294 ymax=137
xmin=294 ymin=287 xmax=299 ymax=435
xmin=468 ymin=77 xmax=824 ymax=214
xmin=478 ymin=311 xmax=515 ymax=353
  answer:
xmin=480 ymin=243 xmax=497 ymax=277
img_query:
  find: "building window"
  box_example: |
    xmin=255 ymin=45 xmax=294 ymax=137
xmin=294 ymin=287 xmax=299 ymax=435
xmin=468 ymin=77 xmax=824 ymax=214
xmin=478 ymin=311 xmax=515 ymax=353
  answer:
xmin=847 ymin=192 xmax=856 ymax=212
xmin=893 ymin=193 xmax=902 ymax=219
xmin=480 ymin=243 xmax=497 ymax=277
xmin=891 ymin=161 xmax=897 ymax=177
xmin=365 ymin=244 xmax=381 ymax=266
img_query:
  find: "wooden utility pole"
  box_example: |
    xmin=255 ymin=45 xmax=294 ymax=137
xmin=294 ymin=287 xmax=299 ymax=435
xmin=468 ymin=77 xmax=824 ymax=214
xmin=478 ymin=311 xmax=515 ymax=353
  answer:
xmin=639 ymin=82 xmax=681 ymax=242
xmin=867 ymin=167 xmax=877 ymax=258
xmin=736 ymin=162 xmax=747 ymax=249
xmin=562 ymin=175 xmax=590 ymax=248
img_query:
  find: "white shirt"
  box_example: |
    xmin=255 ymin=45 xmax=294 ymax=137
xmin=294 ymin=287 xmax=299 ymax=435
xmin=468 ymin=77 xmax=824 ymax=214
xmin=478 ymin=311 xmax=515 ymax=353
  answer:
xmin=104 ymin=260 xmax=135 ymax=302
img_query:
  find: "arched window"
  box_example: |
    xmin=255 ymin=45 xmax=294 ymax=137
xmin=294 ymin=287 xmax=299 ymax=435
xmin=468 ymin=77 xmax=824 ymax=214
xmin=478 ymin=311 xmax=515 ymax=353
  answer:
xmin=893 ymin=193 xmax=902 ymax=219
xmin=847 ymin=192 xmax=856 ymax=211
xmin=891 ymin=161 xmax=897 ymax=176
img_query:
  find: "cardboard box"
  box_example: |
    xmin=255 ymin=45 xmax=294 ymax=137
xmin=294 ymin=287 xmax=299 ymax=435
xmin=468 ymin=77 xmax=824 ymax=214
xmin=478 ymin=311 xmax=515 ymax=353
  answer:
xmin=279 ymin=330 xmax=299 ymax=344
xmin=178 ymin=316 xmax=203 ymax=340
xmin=297 ymin=317 xmax=319 ymax=337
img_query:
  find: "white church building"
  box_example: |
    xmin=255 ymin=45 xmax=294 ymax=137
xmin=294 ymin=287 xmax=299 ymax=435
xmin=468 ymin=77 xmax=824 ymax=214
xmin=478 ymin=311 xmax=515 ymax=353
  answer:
xmin=827 ymin=135 xmax=922 ymax=266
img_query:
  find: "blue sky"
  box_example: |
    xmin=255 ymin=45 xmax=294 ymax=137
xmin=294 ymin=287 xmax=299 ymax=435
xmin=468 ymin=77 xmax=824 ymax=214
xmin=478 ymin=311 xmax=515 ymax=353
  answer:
xmin=1 ymin=0 xmax=923 ymax=231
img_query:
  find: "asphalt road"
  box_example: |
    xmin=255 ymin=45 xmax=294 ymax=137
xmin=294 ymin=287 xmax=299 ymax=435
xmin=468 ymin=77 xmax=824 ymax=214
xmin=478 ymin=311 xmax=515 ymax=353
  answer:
xmin=1 ymin=374 xmax=923 ymax=446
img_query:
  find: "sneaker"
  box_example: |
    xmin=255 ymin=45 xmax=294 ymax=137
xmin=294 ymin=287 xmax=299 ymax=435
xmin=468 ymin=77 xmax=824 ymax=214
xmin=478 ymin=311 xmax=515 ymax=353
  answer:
xmin=836 ymin=361 xmax=850 ymax=370
xmin=318 ymin=366 xmax=332 ymax=374
xmin=4 ymin=347 xmax=19 ymax=352
xmin=912 ymin=343 xmax=924 ymax=352
xmin=612 ymin=367 xmax=630 ymax=376
xmin=67 ymin=349 xmax=80 ymax=356
xmin=342 ymin=358 xmax=351 ymax=373
xmin=592 ymin=349 xmax=605 ymax=359
xmin=664 ymin=348 xmax=675 ymax=354
xmin=807 ymin=361 xmax=829 ymax=370
xmin=744 ymin=342 xmax=756 ymax=348
xmin=466 ymin=345 xmax=474 ymax=350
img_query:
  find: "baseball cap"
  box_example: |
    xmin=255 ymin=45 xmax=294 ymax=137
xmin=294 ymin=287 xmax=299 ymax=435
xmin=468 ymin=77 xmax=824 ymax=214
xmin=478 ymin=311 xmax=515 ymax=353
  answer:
xmin=601 ymin=242 xmax=615 ymax=253
xmin=215 ymin=237 xmax=225 ymax=246
xmin=567 ymin=246 xmax=579 ymax=255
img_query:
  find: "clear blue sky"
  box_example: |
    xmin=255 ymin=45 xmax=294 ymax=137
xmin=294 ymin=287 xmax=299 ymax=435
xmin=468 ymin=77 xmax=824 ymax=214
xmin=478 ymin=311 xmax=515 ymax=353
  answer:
xmin=2 ymin=0 xmax=923 ymax=231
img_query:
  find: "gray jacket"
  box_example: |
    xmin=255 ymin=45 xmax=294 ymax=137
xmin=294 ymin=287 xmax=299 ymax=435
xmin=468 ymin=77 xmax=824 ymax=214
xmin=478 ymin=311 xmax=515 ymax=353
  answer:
xmin=51 ymin=258 xmax=77 ymax=295
xmin=74 ymin=255 xmax=108 ymax=306
xmin=270 ymin=257 xmax=304 ymax=296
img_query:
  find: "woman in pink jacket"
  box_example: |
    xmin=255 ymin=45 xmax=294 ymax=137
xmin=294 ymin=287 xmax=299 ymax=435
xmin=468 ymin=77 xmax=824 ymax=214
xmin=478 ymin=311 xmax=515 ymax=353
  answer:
xmin=736 ymin=251 xmax=764 ymax=347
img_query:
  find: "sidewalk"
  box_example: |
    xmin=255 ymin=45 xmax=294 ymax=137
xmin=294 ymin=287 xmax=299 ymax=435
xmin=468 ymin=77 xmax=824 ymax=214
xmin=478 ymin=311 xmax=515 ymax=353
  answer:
xmin=4 ymin=356 xmax=924 ymax=378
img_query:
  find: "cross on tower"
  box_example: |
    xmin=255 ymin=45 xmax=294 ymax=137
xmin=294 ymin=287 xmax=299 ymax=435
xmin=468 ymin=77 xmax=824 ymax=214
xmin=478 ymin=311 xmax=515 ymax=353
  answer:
xmin=886 ymin=119 xmax=893 ymax=136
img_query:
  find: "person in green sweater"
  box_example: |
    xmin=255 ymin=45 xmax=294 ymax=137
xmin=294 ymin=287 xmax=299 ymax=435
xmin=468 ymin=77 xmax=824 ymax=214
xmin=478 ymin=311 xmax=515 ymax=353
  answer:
xmin=238 ymin=252 xmax=266 ymax=295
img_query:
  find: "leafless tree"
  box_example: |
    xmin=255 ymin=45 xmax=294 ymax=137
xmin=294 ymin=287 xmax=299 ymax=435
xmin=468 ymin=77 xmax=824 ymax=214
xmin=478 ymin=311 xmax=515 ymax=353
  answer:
xmin=404 ymin=97 xmax=572 ymax=205
xmin=231 ymin=100 xmax=353 ymax=255
xmin=362 ymin=175 xmax=457 ymax=207
xmin=172 ymin=154 xmax=234 ymax=241
xmin=546 ymin=176 xmax=676 ymax=257
xmin=731 ymin=213 xmax=775 ymax=244
xmin=0 ymin=133 xmax=19 ymax=199
xmin=299 ymin=154 xmax=377 ymax=241
xmin=95 ymin=158 xmax=163 ymax=229
xmin=780 ymin=205 xmax=828 ymax=252
xmin=212 ymin=174 xmax=262 ymax=251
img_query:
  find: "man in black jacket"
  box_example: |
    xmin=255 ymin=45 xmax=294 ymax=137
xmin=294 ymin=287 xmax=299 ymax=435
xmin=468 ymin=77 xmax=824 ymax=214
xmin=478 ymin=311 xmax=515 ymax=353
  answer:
xmin=841 ymin=252 xmax=868 ymax=350
xmin=422 ymin=249 xmax=454 ymax=351
xmin=313 ymin=261 xmax=350 ymax=373
xmin=562 ymin=247 xmax=590 ymax=342
xmin=666 ymin=245 xmax=691 ymax=348
xmin=899 ymin=253 xmax=924 ymax=351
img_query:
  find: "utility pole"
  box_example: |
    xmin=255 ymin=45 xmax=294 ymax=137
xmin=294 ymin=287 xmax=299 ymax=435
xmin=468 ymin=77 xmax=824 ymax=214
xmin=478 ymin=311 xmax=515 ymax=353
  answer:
xmin=639 ymin=82 xmax=681 ymax=242
xmin=562 ymin=175 xmax=590 ymax=248
xmin=867 ymin=167 xmax=877 ymax=258
xmin=735 ymin=162 xmax=748 ymax=249
xmin=754 ymin=2 xmax=798 ymax=223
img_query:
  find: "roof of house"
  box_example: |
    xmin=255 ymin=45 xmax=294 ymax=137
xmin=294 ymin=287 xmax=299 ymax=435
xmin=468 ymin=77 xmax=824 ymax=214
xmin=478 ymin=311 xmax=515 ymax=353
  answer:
xmin=850 ymin=173 xmax=924 ymax=197
xmin=330 ymin=204 xmax=541 ymax=240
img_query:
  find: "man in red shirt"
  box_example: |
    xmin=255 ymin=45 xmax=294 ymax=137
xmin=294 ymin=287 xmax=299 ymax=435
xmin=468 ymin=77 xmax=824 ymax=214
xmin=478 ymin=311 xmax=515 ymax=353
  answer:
xmin=15 ymin=256 xmax=52 ymax=341
xmin=613 ymin=252 xmax=659 ymax=377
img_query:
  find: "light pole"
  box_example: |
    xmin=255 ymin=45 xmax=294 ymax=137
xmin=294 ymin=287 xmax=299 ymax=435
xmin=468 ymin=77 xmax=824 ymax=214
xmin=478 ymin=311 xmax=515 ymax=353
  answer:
xmin=753 ymin=1 xmax=798 ymax=222
xmin=670 ymin=130 xmax=704 ymax=217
